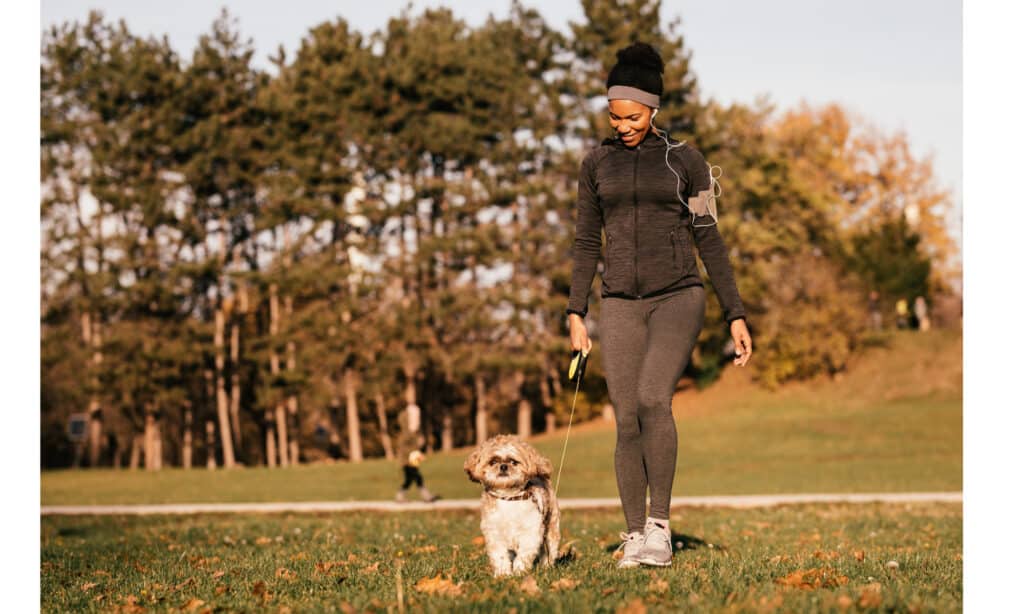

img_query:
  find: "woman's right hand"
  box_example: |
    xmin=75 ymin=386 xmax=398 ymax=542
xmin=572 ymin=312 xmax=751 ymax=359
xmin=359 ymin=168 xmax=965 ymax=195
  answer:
xmin=568 ymin=314 xmax=593 ymax=354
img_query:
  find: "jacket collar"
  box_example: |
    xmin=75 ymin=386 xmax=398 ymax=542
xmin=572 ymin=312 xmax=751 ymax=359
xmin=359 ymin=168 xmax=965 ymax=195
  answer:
xmin=603 ymin=128 xmax=666 ymax=150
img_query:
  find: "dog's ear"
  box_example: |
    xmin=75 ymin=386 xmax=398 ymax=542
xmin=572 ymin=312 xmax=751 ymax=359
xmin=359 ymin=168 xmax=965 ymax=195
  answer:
xmin=464 ymin=447 xmax=482 ymax=483
xmin=523 ymin=443 xmax=553 ymax=480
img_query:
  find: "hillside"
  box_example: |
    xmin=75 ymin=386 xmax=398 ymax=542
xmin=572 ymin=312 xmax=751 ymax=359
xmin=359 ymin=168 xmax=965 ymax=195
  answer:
xmin=41 ymin=328 xmax=962 ymax=505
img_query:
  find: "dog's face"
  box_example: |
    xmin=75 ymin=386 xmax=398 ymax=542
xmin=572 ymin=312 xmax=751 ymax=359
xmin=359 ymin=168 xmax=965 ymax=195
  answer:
xmin=464 ymin=435 xmax=552 ymax=489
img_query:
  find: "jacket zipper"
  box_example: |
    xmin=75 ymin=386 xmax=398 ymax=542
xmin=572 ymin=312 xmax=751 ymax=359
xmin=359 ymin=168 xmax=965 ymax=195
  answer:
xmin=632 ymin=148 xmax=640 ymax=297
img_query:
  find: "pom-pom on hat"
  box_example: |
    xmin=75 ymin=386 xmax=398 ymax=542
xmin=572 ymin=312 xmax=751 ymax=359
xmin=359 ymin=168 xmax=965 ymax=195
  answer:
xmin=606 ymin=42 xmax=665 ymax=108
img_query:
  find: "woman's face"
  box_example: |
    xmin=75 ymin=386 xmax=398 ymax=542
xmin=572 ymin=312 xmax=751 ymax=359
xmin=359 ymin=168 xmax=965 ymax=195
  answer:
xmin=608 ymin=99 xmax=654 ymax=147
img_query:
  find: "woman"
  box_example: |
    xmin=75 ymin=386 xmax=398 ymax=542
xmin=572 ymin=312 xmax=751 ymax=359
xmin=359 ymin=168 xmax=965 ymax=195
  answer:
xmin=566 ymin=42 xmax=753 ymax=568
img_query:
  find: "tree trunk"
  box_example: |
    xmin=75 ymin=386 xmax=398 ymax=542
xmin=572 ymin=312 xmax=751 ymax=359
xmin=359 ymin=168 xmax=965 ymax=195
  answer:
xmin=229 ymin=248 xmax=245 ymax=456
xmin=215 ymin=307 xmax=236 ymax=468
xmin=344 ymin=367 xmax=363 ymax=462
xmin=129 ymin=434 xmax=142 ymax=470
xmin=206 ymin=420 xmax=217 ymax=469
xmin=275 ymin=403 xmax=289 ymax=467
xmin=474 ymin=372 xmax=488 ymax=445
xmin=81 ymin=312 xmax=104 ymax=467
xmin=269 ymin=283 xmax=288 ymax=467
xmin=540 ymin=358 xmax=555 ymax=434
xmin=285 ymin=295 xmax=300 ymax=466
xmin=441 ymin=410 xmax=453 ymax=452
xmin=152 ymin=418 xmax=163 ymax=471
xmin=182 ymin=403 xmax=193 ymax=469
xmin=264 ymin=413 xmax=277 ymax=468
xmin=229 ymin=318 xmax=242 ymax=454
xmin=144 ymin=409 xmax=156 ymax=471
xmin=515 ymin=370 xmax=531 ymax=438
xmin=288 ymin=397 xmax=300 ymax=465
xmin=111 ymin=435 xmax=122 ymax=469
xmin=374 ymin=391 xmax=394 ymax=460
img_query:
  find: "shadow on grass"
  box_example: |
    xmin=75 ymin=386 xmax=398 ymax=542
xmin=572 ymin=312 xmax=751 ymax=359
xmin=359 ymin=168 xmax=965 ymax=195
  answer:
xmin=56 ymin=526 xmax=91 ymax=537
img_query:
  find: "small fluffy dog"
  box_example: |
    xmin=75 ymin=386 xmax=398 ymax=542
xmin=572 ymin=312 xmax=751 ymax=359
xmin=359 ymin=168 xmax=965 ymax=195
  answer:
xmin=464 ymin=435 xmax=560 ymax=577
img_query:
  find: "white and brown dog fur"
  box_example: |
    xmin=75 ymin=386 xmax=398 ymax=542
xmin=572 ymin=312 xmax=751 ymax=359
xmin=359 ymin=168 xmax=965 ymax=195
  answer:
xmin=464 ymin=435 xmax=560 ymax=577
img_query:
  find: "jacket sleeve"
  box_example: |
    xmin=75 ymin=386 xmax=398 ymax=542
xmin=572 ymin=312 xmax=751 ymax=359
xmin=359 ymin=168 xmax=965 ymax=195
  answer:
xmin=683 ymin=147 xmax=747 ymax=325
xmin=566 ymin=150 xmax=603 ymax=318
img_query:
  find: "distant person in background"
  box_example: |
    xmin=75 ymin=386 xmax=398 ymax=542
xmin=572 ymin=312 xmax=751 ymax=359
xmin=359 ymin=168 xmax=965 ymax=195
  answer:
xmin=394 ymin=403 xmax=439 ymax=503
xmin=868 ymin=290 xmax=883 ymax=330
xmin=896 ymin=298 xmax=910 ymax=329
xmin=914 ymin=296 xmax=931 ymax=331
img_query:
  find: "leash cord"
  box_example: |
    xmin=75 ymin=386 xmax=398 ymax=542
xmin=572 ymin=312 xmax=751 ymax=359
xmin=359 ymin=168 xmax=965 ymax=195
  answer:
xmin=553 ymin=361 xmax=584 ymax=497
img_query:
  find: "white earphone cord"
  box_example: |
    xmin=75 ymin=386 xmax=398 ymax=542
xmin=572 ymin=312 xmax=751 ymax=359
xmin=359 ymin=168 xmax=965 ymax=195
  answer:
xmin=651 ymin=115 xmax=721 ymax=228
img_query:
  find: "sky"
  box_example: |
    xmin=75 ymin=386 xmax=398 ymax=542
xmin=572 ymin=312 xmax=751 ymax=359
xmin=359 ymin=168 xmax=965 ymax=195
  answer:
xmin=40 ymin=0 xmax=963 ymax=248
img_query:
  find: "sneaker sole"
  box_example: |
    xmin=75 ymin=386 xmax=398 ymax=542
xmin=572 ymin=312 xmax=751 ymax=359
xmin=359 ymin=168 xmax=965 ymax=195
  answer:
xmin=617 ymin=559 xmax=641 ymax=569
xmin=635 ymin=555 xmax=672 ymax=567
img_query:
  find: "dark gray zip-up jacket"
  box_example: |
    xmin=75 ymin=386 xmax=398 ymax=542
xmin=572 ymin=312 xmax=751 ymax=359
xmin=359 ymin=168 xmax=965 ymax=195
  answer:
xmin=566 ymin=129 xmax=747 ymax=325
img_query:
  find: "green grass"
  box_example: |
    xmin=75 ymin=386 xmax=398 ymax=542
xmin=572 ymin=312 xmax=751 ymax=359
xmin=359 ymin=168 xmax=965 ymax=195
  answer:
xmin=41 ymin=502 xmax=962 ymax=613
xmin=41 ymin=395 xmax=961 ymax=505
xmin=41 ymin=329 xmax=962 ymax=505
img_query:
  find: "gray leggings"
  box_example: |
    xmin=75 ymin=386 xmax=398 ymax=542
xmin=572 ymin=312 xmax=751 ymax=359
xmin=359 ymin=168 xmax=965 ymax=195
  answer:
xmin=599 ymin=285 xmax=706 ymax=533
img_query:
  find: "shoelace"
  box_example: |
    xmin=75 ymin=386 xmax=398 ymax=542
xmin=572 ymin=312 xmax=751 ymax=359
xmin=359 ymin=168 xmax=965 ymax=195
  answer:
xmin=643 ymin=524 xmax=671 ymax=549
xmin=615 ymin=531 xmax=641 ymax=555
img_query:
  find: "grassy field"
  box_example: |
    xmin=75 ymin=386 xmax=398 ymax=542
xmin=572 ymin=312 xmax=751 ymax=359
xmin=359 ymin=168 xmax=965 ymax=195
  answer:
xmin=41 ymin=502 xmax=962 ymax=613
xmin=41 ymin=329 xmax=962 ymax=506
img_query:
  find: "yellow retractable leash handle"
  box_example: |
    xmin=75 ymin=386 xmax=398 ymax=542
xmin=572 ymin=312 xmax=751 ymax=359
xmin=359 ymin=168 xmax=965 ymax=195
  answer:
xmin=555 ymin=347 xmax=588 ymax=497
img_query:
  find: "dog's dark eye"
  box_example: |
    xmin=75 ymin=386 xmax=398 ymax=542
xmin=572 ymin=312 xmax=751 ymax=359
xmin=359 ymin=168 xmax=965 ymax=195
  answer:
xmin=509 ymin=460 xmax=518 ymax=465
xmin=489 ymin=459 xmax=498 ymax=465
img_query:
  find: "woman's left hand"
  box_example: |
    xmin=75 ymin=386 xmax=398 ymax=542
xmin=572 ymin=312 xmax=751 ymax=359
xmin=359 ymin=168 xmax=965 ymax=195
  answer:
xmin=730 ymin=318 xmax=752 ymax=366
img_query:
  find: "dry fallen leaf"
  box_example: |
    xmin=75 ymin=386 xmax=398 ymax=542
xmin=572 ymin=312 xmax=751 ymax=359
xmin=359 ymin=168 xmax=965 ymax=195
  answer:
xmin=414 ymin=574 xmax=464 ymax=597
xmin=115 ymin=595 xmax=146 ymax=614
xmin=361 ymin=562 xmax=380 ymax=574
xmin=315 ymin=561 xmax=347 ymax=575
xmin=414 ymin=545 xmax=438 ymax=554
xmin=648 ymin=578 xmax=669 ymax=594
xmin=255 ymin=537 xmax=272 ymax=546
xmin=858 ymin=582 xmax=883 ymax=608
xmin=80 ymin=582 xmax=98 ymax=592
xmin=471 ymin=536 xmax=486 ymax=546
xmin=275 ymin=567 xmax=297 ymax=581
xmin=615 ymin=598 xmax=647 ymax=614
xmin=774 ymin=567 xmax=849 ymax=590
xmin=180 ymin=597 xmax=205 ymax=612
xmin=519 ymin=576 xmax=541 ymax=596
xmin=601 ymin=587 xmax=617 ymax=596
xmin=211 ymin=570 xmax=225 ymax=580
xmin=837 ymin=594 xmax=854 ymax=610
xmin=252 ymin=581 xmax=268 ymax=596
xmin=550 ymin=577 xmax=579 ymax=591
xmin=854 ymin=550 xmax=865 ymax=562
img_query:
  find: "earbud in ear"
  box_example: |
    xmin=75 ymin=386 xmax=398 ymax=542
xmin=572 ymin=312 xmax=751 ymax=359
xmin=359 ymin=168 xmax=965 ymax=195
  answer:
xmin=651 ymin=108 xmax=659 ymax=119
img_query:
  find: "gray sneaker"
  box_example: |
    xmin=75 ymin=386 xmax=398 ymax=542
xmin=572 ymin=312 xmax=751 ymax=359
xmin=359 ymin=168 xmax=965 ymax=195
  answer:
xmin=635 ymin=518 xmax=672 ymax=567
xmin=615 ymin=531 xmax=643 ymax=568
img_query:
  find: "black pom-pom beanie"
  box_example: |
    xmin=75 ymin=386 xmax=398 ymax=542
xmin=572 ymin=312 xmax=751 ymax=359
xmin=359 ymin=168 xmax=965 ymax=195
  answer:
xmin=606 ymin=42 xmax=665 ymax=107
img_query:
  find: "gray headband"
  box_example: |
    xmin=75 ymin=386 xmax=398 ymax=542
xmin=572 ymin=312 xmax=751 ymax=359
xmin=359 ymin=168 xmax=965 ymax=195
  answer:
xmin=607 ymin=85 xmax=660 ymax=108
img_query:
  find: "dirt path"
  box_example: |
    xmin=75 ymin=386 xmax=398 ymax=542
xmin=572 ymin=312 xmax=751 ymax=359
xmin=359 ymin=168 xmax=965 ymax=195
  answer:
xmin=40 ymin=491 xmax=961 ymax=515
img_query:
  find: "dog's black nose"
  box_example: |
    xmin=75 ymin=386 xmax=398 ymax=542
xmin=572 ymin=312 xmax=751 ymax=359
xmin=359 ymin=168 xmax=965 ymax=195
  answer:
xmin=499 ymin=464 xmax=508 ymax=472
